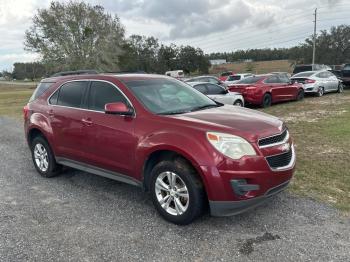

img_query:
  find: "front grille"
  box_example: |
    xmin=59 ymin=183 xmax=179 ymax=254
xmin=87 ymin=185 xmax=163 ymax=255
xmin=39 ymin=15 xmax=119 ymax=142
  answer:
xmin=266 ymin=149 xmax=293 ymax=169
xmin=259 ymin=129 xmax=288 ymax=148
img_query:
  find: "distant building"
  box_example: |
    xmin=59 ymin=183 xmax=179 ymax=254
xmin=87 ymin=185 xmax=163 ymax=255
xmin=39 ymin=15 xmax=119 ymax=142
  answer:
xmin=209 ymin=59 xmax=227 ymax=65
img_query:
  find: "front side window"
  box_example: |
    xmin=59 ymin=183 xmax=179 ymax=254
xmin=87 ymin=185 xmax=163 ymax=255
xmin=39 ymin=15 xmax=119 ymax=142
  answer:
xmin=88 ymin=81 xmax=128 ymax=112
xmin=193 ymin=84 xmax=207 ymax=94
xmin=57 ymin=81 xmax=88 ymax=108
xmin=125 ymin=78 xmax=218 ymax=115
xmin=206 ymin=84 xmax=226 ymax=95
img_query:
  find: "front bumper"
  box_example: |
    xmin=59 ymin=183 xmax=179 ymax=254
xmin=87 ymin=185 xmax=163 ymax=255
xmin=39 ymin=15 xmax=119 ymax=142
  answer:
xmin=210 ymin=179 xmax=290 ymax=216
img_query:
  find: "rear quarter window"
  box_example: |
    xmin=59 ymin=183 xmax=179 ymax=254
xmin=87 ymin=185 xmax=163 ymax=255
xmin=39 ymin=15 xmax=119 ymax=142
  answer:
xmin=29 ymin=82 xmax=55 ymax=102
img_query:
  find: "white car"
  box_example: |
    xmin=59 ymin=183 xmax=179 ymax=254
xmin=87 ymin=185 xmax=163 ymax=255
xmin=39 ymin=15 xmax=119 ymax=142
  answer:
xmin=224 ymin=73 xmax=253 ymax=86
xmin=291 ymin=70 xmax=343 ymax=96
xmin=187 ymin=82 xmax=244 ymax=106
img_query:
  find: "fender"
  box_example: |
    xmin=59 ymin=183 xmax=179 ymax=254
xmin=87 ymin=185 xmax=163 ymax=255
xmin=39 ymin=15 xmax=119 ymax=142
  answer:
xmin=134 ymin=130 xmax=225 ymax=193
xmin=27 ymin=112 xmax=55 ymax=152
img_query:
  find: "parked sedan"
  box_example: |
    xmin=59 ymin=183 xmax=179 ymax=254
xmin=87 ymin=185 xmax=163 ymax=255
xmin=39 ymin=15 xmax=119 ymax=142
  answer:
xmin=224 ymin=73 xmax=253 ymax=86
xmin=185 ymin=76 xmax=226 ymax=87
xmin=228 ymin=74 xmax=304 ymax=107
xmin=187 ymin=82 xmax=244 ymax=106
xmin=291 ymin=70 xmax=342 ymax=96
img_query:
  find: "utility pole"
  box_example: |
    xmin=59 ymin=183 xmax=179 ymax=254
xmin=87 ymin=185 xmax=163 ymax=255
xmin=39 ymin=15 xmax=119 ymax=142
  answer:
xmin=312 ymin=8 xmax=317 ymax=68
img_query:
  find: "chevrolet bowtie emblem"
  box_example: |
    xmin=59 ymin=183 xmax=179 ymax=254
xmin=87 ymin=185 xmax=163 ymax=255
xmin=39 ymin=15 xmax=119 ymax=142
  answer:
xmin=280 ymin=143 xmax=291 ymax=152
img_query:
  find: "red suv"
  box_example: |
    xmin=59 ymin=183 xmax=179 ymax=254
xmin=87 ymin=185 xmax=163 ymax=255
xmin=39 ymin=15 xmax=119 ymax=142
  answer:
xmin=228 ymin=74 xmax=304 ymax=107
xmin=24 ymin=73 xmax=296 ymax=224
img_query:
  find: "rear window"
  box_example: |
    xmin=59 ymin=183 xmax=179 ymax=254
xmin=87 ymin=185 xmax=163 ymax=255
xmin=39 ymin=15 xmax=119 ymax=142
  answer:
xmin=293 ymin=65 xmax=312 ymax=74
xmin=292 ymin=72 xmax=314 ymax=78
xmin=220 ymin=72 xmax=232 ymax=77
xmin=29 ymin=82 xmax=54 ymax=102
xmin=237 ymin=76 xmax=265 ymax=84
xmin=227 ymin=75 xmax=241 ymax=81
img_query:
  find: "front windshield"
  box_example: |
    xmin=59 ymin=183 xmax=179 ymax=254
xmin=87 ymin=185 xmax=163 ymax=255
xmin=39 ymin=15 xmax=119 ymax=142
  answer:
xmin=125 ymin=78 xmax=219 ymax=115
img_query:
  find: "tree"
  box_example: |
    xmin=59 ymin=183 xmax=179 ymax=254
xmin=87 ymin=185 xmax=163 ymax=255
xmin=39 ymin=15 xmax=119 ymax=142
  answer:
xmin=24 ymin=1 xmax=125 ymax=73
xmin=12 ymin=62 xmax=46 ymax=80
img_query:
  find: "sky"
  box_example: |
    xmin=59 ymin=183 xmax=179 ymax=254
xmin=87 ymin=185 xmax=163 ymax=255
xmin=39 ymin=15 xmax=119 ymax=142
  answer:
xmin=0 ymin=0 xmax=349 ymax=71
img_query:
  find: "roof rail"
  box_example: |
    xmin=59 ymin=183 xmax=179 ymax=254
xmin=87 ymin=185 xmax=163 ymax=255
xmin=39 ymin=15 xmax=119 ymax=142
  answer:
xmin=50 ymin=70 xmax=98 ymax=77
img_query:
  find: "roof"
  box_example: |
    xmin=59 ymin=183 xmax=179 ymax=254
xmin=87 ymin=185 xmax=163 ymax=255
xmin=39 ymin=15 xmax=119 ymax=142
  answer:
xmin=41 ymin=73 xmax=170 ymax=83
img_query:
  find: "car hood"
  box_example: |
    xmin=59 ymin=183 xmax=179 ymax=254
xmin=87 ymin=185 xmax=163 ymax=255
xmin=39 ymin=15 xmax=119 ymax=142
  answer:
xmin=170 ymin=105 xmax=284 ymax=142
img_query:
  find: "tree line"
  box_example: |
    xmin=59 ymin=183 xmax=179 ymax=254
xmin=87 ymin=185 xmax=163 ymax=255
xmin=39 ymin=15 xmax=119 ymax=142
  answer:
xmin=4 ymin=1 xmax=350 ymax=80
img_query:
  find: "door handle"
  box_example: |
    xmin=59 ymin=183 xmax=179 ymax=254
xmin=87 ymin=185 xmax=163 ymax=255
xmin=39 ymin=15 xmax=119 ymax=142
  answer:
xmin=48 ymin=109 xmax=54 ymax=117
xmin=82 ymin=118 xmax=93 ymax=126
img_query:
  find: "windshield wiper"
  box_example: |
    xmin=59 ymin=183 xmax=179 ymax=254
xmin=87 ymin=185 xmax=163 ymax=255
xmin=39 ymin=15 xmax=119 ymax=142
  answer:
xmin=158 ymin=109 xmax=191 ymax=115
xmin=190 ymin=104 xmax=219 ymax=112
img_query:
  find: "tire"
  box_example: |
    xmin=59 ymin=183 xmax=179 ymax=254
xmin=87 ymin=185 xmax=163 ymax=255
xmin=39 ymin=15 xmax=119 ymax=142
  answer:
xmin=296 ymin=89 xmax=304 ymax=101
xmin=317 ymin=87 xmax=324 ymax=97
xmin=150 ymin=158 xmax=205 ymax=225
xmin=233 ymin=100 xmax=244 ymax=107
xmin=261 ymin=93 xmax=272 ymax=108
xmin=337 ymin=82 xmax=344 ymax=93
xmin=31 ymin=136 xmax=62 ymax=178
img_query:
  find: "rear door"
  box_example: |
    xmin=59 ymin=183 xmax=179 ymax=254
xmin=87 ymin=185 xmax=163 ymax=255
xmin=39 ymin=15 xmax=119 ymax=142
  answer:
xmin=83 ymin=80 xmax=136 ymax=177
xmin=48 ymin=81 xmax=89 ymax=162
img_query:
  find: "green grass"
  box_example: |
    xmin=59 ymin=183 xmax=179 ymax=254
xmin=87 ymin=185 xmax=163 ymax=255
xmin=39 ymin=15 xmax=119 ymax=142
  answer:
xmin=0 ymin=83 xmax=35 ymax=119
xmin=263 ymin=90 xmax=350 ymax=213
xmin=0 ymin=82 xmax=349 ymax=213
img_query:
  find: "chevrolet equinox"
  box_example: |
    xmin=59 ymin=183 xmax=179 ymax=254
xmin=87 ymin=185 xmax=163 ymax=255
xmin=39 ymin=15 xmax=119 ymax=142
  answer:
xmin=24 ymin=73 xmax=295 ymax=225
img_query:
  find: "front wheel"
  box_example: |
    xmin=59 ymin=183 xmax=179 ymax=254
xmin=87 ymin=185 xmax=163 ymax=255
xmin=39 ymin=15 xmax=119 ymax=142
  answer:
xmin=337 ymin=82 xmax=344 ymax=93
xmin=150 ymin=158 xmax=205 ymax=225
xmin=233 ymin=100 xmax=244 ymax=107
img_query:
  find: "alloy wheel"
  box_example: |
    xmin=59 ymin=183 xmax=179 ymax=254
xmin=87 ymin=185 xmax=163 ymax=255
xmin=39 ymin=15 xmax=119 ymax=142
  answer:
xmin=155 ymin=171 xmax=189 ymax=216
xmin=33 ymin=143 xmax=49 ymax=172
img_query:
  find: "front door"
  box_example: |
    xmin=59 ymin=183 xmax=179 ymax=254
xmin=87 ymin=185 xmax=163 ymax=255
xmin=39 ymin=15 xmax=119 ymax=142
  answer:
xmin=82 ymin=80 xmax=137 ymax=177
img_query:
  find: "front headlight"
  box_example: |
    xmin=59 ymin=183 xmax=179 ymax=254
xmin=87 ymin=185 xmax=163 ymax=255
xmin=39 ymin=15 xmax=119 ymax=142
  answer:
xmin=206 ymin=132 xmax=256 ymax=160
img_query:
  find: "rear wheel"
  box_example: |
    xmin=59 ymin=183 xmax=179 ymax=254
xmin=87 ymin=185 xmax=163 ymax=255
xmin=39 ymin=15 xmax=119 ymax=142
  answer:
xmin=262 ymin=93 xmax=272 ymax=108
xmin=150 ymin=158 xmax=205 ymax=225
xmin=317 ymin=87 xmax=324 ymax=97
xmin=31 ymin=136 xmax=62 ymax=178
xmin=296 ymin=89 xmax=304 ymax=101
xmin=233 ymin=100 xmax=244 ymax=107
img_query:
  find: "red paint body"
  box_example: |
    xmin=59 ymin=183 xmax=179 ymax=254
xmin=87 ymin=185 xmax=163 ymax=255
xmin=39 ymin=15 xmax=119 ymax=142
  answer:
xmin=24 ymin=74 xmax=295 ymax=206
xmin=228 ymin=75 xmax=303 ymax=106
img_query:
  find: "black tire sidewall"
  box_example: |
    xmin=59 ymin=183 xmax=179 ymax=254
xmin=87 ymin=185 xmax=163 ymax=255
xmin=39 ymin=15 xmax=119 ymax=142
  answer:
xmin=262 ymin=93 xmax=272 ymax=108
xmin=150 ymin=160 xmax=204 ymax=225
xmin=297 ymin=90 xmax=304 ymax=100
xmin=234 ymin=100 xmax=243 ymax=107
xmin=31 ymin=136 xmax=59 ymax=178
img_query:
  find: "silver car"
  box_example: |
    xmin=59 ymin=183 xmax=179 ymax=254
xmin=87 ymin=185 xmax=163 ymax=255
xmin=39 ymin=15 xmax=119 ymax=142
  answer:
xmin=291 ymin=70 xmax=343 ymax=96
xmin=224 ymin=73 xmax=253 ymax=86
xmin=187 ymin=82 xmax=244 ymax=106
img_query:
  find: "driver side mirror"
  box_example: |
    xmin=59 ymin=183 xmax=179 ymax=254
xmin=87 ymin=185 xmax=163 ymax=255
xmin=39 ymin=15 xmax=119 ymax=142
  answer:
xmin=105 ymin=102 xmax=134 ymax=116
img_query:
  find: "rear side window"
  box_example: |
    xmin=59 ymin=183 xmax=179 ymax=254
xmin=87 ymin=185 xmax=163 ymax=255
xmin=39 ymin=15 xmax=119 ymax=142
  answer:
xmin=88 ymin=81 xmax=128 ymax=112
xmin=57 ymin=81 xmax=88 ymax=108
xmin=29 ymin=82 xmax=54 ymax=102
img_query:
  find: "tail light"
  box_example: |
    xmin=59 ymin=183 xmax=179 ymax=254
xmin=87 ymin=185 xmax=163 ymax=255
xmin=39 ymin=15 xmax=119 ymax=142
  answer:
xmin=305 ymin=79 xmax=316 ymax=84
xmin=23 ymin=105 xmax=29 ymax=120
